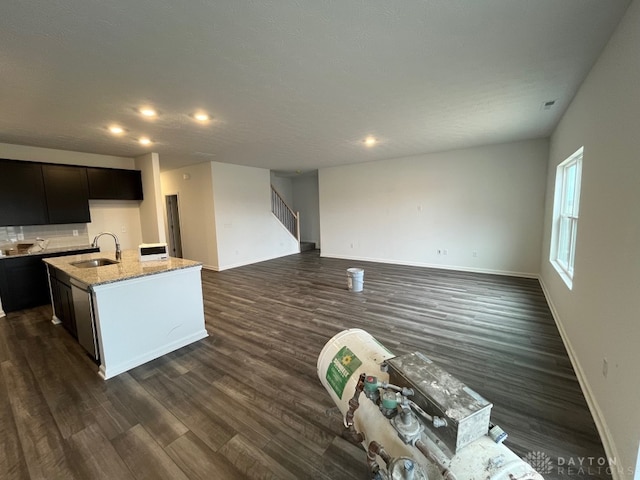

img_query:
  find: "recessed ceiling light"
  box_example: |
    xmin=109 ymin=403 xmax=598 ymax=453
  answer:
xmin=364 ymin=136 xmax=377 ymax=147
xmin=139 ymin=137 xmax=152 ymax=146
xmin=193 ymin=112 xmax=210 ymax=122
xmin=108 ymin=125 xmax=125 ymax=135
xmin=139 ymin=107 xmax=157 ymax=117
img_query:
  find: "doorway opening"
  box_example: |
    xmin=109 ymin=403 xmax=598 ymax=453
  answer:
xmin=165 ymin=194 xmax=183 ymax=258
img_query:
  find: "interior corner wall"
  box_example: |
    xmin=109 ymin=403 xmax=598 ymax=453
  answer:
xmin=270 ymin=172 xmax=294 ymax=206
xmin=160 ymin=163 xmax=219 ymax=269
xmin=292 ymin=173 xmax=320 ymax=247
xmin=87 ymin=201 xmax=143 ymax=251
xmin=211 ymin=162 xmax=299 ymax=270
xmin=539 ymin=1 xmax=640 ymax=477
xmin=318 ymin=138 xmax=549 ymax=276
xmin=135 ymin=152 xmax=166 ymax=244
xmin=0 ymin=142 xmax=135 ymax=169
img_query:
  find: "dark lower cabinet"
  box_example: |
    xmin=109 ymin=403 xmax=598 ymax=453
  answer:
xmin=49 ymin=267 xmax=77 ymax=338
xmin=0 ymin=256 xmax=50 ymax=311
xmin=0 ymin=248 xmax=98 ymax=313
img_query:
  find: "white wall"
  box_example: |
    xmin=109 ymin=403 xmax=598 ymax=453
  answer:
xmin=540 ymin=1 xmax=640 ymax=477
xmin=270 ymin=173 xmax=294 ymax=206
xmin=87 ymin=200 xmax=143 ymax=251
xmin=212 ymin=162 xmax=299 ymax=270
xmin=134 ymin=153 xmax=166 ymax=244
xmin=319 ymin=139 xmax=549 ymax=276
xmin=160 ymin=163 xmax=219 ymax=268
xmin=292 ymin=173 xmax=320 ymax=247
xmin=0 ymin=142 xmax=134 ymax=169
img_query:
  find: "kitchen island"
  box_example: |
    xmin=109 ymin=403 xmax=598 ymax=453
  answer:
xmin=43 ymin=250 xmax=207 ymax=380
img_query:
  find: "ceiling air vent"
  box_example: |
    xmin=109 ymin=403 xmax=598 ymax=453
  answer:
xmin=541 ymin=100 xmax=556 ymax=111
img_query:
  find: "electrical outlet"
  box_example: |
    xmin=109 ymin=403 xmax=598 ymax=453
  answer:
xmin=350 ymin=243 xmax=354 ymax=248
xmin=472 ymin=251 xmax=478 ymax=258
xmin=72 ymin=230 xmax=79 ymax=237
xmin=121 ymin=226 xmax=127 ymax=233
xmin=443 ymin=249 xmax=448 ymax=256
xmin=602 ymin=358 xmax=608 ymax=377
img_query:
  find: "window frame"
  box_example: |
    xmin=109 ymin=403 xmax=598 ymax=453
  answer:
xmin=550 ymin=147 xmax=583 ymax=289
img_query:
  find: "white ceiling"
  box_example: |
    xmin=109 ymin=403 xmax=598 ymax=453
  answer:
xmin=0 ymin=0 xmax=631 ymax=172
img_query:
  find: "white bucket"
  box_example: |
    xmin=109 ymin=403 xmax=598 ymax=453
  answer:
xmin=346 ymin=268 xmax=364 ymax=292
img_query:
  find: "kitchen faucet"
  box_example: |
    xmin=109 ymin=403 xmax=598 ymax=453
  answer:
xmin=91 ymin=232 xmax=121 ymax=261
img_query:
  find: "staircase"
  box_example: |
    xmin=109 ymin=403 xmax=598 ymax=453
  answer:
xmin=271 ymin=186 xmax=300 ymax=247
xmin=300 ymin=241 xmax=316 ymax=252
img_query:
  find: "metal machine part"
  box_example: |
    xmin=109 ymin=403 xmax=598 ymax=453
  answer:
xmin=388 ymin=457 xmax=429 ymax=480
xmin=317 ymin=329 xmax=544 ymax=480
xmin=387 ymin=352 xmax=492 ymax=453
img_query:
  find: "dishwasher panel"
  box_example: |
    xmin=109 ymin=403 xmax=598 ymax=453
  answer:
xmin=70 ymin=279 xmax=99 ymax=361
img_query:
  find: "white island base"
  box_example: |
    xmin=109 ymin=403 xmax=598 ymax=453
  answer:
xmin=92 ymin=265 xmax=208 ymax=379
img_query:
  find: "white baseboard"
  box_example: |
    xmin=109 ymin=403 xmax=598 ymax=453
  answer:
xmin=538 ymin=276 xmax=622 ymax=480
xmin=320 ymin=253 xmax=539 ymax=278
xmin=98 ymin=329 xmax=208 ymax=380
xmin=214 ymin=251 xmax=299 ymax=272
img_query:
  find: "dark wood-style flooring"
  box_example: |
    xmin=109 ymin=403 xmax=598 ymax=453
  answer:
xmin=0 ymin=251 xmax=610 ymax=479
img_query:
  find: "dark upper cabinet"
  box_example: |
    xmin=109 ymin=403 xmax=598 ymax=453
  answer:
xmin=42 ymin=164 xmax=91 ymax=224
xmin=0 ymin=159 xmax=48 ymax=226
xmin=0 ymin=160 xmax=142 ymax=227
xmin=87 ymin=167 xmax=143 ymax=200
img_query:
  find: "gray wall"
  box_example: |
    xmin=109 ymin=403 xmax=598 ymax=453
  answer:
xmin=539 ymin=1 xmax=640 ymax=476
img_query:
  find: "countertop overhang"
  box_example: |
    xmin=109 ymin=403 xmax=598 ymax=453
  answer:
xmin=43 ymin=250 xmax=202 ymax=287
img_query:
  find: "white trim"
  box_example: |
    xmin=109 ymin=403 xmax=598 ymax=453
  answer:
xmin=215 ymin=252 xmax=300 ymax=272
xmin=98 ymin=329 xmax=208 ymax=380
xmin=549 ymin=147 xmax=583 ymax=289
xmin=549 ymin=259 xmax=574 ymax=289
xmin=538 ymin=276 xmax=621 ymax=480
xmin=163 ymin=191 xmax=185 ymax=259
xmin=320 ymin=253 xmax=539 ymax=278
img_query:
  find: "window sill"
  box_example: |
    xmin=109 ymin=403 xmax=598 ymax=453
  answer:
xmin=550 ymin=260 xmax=573 ymax=290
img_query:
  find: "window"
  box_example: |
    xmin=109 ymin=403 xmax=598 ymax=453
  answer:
xmin=550 ymin=147 xmax=583 ymax=289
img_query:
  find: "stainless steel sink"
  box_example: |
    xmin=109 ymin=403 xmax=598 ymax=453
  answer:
xmin=71 ymin=258 xmax=119 ymax=268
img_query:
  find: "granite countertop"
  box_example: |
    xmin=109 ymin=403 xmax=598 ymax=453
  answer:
xmin=43 ymin=250 xmax=202 ymax=288
xmin=0 ymin=244 xmax=97 ymax=260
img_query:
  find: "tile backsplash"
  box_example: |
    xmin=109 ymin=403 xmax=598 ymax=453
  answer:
xmin=0 ymin=224 xmax=90 ymax=250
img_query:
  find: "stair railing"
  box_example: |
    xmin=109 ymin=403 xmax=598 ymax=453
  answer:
xmin=271 ymin=186 xmax=300 ymax=245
